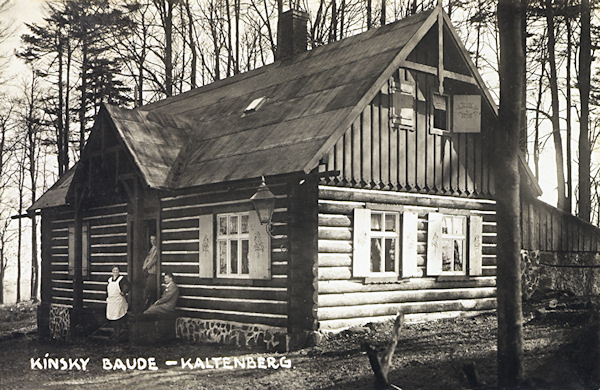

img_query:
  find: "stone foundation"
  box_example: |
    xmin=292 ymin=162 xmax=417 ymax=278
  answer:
xmin=49 ymin=305 xmax=71 ymax=341
xmin=176 ymin=317 xmax=288 ymax=351
xmin=538 ymin=252 xmax=600 ymax=296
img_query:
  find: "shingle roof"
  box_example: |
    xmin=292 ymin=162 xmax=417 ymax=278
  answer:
xmin=109 ymin=10 xmax=433 ymax=189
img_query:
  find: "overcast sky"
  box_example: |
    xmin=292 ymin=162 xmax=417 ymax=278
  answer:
xmin=2 ymin=0 xmax=44 ymax=90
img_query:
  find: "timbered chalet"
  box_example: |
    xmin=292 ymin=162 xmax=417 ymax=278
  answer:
xmin=31 ymin=7 xmax=600 ymax=349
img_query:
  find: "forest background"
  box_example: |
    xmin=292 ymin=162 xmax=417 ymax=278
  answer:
xmin=0 ymin=0 xmax=597 ymax=305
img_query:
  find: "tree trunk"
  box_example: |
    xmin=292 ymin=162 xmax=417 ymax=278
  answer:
xmin=565 ymin=19 xmax=572 ymax=214
xmin=533 ymin=61 xmax=545 ymax=180
xmin=57 ymin=34 xmax=66 ymax=176
xmin=28 ymin=75 xmax=39 ymax=301
xmin=519 ymin=0 xmax=527 ymax=153
xmin=64 ymin=38 xmax=72 ymax=172
xmin=367 ymin=0 xmax=372 ymax=29
xmin=17 ymin=159 xmax=24 ymax=303
xmin=225 ymin=0 xmax=233 ymax=77
xmin=79 ymin=30 xmax=88 ymax=153
xmin=329 ymin=0 xmax=337 ymax=43
xmin=235 ymin=0 xmax=240 ymax=74
xmin=184 ymin=0 xmax=197 ymax=88
xmin=578 ymin=0 xmax=592 ymax=221
xmin=496 ymin=0 xmax=525 ymax=386
xmin=545 ymin=0 xmax=567 ymax=210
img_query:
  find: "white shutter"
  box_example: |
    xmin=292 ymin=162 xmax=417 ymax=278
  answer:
xmin=198 ymin=214 xmax=214 ymax=278
xmin=426 ymin=212 xmax=443 ymax=276
xmin=68 ymin=225 xmax=75 ymax=276
xmin=353 ymin=208 xmax=371 ymax=277
xmin=402 ymin=211 xmax=419 ymax=277
xmin=82 ymin=223 xmax=89 ymax=277
xmin=248 ymin=211 xmax=271 ymax=279
xmin=469 ymin=215 xmax=483 ymax=276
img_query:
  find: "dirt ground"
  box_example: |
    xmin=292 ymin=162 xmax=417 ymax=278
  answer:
xmin=0 ymin=294 xmax=598 ymax=390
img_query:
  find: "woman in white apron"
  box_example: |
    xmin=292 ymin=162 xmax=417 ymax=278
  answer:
xmin=106 ymin=266 xmax=130 ymax=340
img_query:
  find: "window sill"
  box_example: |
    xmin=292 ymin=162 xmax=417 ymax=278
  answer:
xmin=436 ymin=275 xmax=469 ymax=282
xmin=364 ymin=275 xmax=401 ymax=284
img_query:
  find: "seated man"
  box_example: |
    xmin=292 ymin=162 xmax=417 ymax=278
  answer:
xmin=143 ymin=272 xmax=179 ymax=318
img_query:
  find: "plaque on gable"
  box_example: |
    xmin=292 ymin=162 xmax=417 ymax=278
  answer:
xmin=453 ymin=95 xmax=481 ymax=133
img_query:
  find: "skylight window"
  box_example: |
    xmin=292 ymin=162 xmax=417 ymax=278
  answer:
xmin=244 ymin=97 xmax=266 ymax=114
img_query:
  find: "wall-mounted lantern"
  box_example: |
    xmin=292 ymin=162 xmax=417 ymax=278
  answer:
xmin=251 ymin=176 xmax=276 ymax=230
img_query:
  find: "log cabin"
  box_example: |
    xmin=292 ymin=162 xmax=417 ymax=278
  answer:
xmin=30 ymin=7 xmax=600 ymax=350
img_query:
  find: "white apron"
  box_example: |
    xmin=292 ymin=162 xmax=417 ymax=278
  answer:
xmin=106 ymin=275 xmax=128 ymax=320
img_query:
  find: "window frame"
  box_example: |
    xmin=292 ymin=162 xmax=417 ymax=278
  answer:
xmin=216 ymin=212 xmax=251 ymax=279
xmin=368 ymin=210 xmax=400 ymax=277
xmin=427 ymin=211 xmax=483 ymax=278
xmin=430 ymin=92 xmax=451 ymax=136
xmin=440 ymin=214 xmax=467 ymax=275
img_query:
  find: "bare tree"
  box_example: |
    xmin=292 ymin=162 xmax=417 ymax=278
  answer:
xmin=578 ymin=0 xmax=592 ymax=221
xmin=16 ymin=70 xmax=44 ymax=301
xmin=544 ymin=0 xmax=567 ymax=210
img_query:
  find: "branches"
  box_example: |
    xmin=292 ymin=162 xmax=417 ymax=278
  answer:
xmin=364 ymin=313 xmax=404 ymax=390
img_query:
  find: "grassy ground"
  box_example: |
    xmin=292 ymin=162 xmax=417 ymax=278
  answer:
xmin=0 ymin=295 xmax=598 ymax=389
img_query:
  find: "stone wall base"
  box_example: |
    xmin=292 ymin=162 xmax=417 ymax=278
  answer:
xmin=176 ymin=317 xmax=290 ymax=352
xmin=49 ymin=304 xmax=71 ymax=341
xmin=538 ymin=252 xmax=600 ymax=296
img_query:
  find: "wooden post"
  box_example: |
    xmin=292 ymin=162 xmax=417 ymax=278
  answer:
xmin=37 ymin=209 xmax=55 ymax=339
xmin=131 ymin=178 xmax=146 ymax=315
xmin=287 ymin=174 xmax=319 ymax=347
xmin=72 ymin=186 xmax=84 ymax=334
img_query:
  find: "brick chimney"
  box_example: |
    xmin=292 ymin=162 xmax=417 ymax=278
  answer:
xmin=276 ymin=9 xmax=309 ymax=61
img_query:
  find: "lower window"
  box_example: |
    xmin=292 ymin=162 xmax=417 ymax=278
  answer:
xmin=441 ymin=215 xmax=466 ymax=274
xmin=217 ymin=213 xmax=250 ymax=277
xmin=369 ymin=211 xmax=399 ymax=274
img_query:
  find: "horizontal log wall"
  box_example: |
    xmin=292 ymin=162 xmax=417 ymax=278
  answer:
xmin=49 ymin=209 xmax=74 ymax=307
xmin=521 ymin=196 xmax=600 ymax=252
xmin=82 ymin=203 xmax=128 ymax=309
xmin=160 ymin=180 xmax=290 ymax=328
xmin=317 ymin=185 xmax=497 ymax=329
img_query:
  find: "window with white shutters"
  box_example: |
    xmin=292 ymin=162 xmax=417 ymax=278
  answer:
xmin=353 ymin=208 xmax=419 ymax=279
xmin=426 ymin=212 xmax=483 ymax=277
xmin=199 ymin=210 xmax=270 ymax=280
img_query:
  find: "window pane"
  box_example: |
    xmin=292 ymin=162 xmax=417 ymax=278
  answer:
xmin=454 ymin=240 xmax=464 ymax=272
xmin=241 ymin=215 xmax=249 ymax=234
xmin=385 ymin=214 xmax=397 ymax=232
xmin=442 ymin=217 xmax=451 ymax=234
xmin=453 ymin=216 xmax=465 ymax=235
xmin=241 ymin=240 xmax=249 ymax=274
xmin=219 ymin=216 xmax=228 ymax=235
xmin=442 ymin=238 xmax=452 ymax=271
xmin=371 ymin=213 xmax=382 ymax=231
xmin=218 ymin=240 xmax=227 ymax=274
xmin=230 ymin=216 xmax=238 ymax=234
xmin=371 ymin=238 xmax=382 ymax=272
xmin=385 ymin=238 xmax=396 ymax=272
xmin=230 ymin=240 xmax=238 ymax=274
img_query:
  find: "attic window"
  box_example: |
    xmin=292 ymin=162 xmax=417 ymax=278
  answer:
xmin=430 ymin=93 xmax=450 ymax=135
xmin=244 ymin=97 xmax=266 ymax=114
